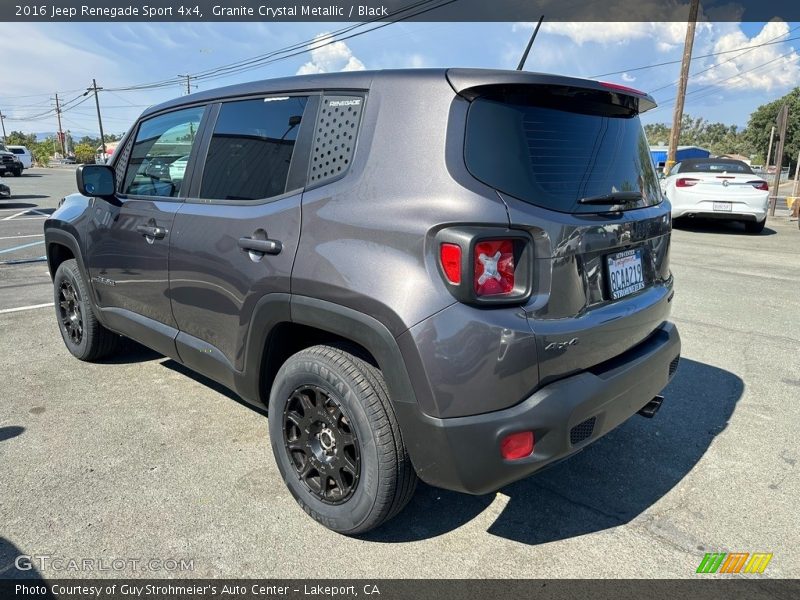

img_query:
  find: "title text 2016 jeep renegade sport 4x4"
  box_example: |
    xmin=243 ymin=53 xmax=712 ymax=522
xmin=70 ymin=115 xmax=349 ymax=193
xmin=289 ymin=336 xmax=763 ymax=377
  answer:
xmin=45 ymin=69 xmax=680 ymax=534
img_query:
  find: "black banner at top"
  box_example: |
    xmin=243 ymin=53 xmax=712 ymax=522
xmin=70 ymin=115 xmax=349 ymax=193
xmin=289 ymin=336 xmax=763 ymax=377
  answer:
xmin=2 ymin=0 xmax=800 ymax=22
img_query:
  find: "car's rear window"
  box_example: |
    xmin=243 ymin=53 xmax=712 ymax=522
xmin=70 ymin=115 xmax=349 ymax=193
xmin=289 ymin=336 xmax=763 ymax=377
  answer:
xmin=464 ymin=94 xmax=661 ymax=213
xmin=677 ymin=160 xmax=753 ymax=174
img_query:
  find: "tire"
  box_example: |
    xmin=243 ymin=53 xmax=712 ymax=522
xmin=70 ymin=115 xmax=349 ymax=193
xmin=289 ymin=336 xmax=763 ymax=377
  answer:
xmin=53 ymin=259 xmax=121 ymax=361
xmin=744 ymin=219 xmax=766 ymax=234
xmin=268 ymin=345 xmax=417 ymax=534
xmin=12 ymin=168 xmax=21 ymax=177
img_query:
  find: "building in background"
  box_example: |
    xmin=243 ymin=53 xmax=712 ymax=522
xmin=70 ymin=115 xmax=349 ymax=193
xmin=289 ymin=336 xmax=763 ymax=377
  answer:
xmin=649 ymin=145 xmax=710 ymax=171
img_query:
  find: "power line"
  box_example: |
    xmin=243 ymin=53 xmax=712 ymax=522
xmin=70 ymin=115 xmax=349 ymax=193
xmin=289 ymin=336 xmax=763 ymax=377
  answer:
xmin=591 ymin=34 xmax=800 ymax=78
xmin=648 ymin=47 xmax=800 ymax=115
xmin=648 ymin=24 xmax=800 ymax=94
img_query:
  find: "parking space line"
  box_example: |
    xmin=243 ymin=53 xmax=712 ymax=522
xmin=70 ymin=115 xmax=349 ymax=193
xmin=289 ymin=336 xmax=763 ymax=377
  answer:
xmin=0 ymin=302 xmax=53 ymax=314
xmin=0 ymin=241 xmax=45 ymax=254
xmin=1 ymin=210 xmax=32 ymax=221
xmin=0 ymin=255 xmax=48 ymax=265
xmin=0 ymin=234 xmax=44 ymax=241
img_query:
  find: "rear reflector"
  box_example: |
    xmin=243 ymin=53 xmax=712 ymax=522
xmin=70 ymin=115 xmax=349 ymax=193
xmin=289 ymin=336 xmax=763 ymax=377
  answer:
xmin=501 ymin=431 xmax=534 ymax=460
xmin=748 ymin=180 xmax=769 ymax=191
xmin=676 ymin=178 xmax=700 ymax=188
xmin=474 ymin=240 xmax=515 ymax=296
xmin=440 ymin=243 xmax=462 ymax=284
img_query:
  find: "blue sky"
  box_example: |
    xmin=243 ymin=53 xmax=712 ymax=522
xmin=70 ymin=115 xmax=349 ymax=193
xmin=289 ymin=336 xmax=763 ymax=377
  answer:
xmin=1 ymin=20 xmax=798 ymax=137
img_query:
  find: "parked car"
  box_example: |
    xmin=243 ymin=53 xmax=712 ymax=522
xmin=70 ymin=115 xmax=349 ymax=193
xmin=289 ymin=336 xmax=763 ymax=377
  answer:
xmin=0 ymin=177 xmax=10 ymax=199
xmin=664 ymin=158 xmax=770 ymax=233
xmin=0 ymin=142 xmax=23 ymax=176
xmin=6 ymin=145 xmax=33 ymax=169
xmin=44 ymin=69 xmax=680 ymax=534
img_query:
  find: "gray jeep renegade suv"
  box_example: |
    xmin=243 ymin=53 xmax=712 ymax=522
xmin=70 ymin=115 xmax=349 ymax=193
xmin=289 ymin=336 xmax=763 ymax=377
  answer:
xmin=45 ymin=69 xmax=680 ymax=534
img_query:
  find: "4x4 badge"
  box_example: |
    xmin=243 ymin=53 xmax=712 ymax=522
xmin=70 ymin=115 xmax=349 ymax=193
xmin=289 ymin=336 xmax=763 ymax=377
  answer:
xmin=91 ymin=275 xmax=116 ymax=287
xmin=545 ymin=338 xmax=579 ymax=352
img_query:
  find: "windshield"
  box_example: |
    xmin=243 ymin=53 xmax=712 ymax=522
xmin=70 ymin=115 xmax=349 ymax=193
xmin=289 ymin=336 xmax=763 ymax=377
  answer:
xmin=464 ymin=94 xmax=661 ymax=213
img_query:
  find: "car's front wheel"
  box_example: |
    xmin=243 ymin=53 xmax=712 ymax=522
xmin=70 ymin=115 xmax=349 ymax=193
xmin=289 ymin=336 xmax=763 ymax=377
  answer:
xmin=744 ymin=219 xmax=766 ymax=234
xmin=268 ymin=345 xmax=417 ymax=534
xmin=53 ymin=259 xmax=121 ymax=361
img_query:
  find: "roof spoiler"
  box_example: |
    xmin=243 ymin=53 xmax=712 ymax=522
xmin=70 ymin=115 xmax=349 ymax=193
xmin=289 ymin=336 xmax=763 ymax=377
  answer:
xmin=446 ymin=68 xmax=657 ymax=114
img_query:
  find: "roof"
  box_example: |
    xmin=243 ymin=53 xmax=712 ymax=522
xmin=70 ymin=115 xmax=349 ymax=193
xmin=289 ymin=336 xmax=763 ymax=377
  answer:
xmin=142 ymin=68 xmax=658 ymax=118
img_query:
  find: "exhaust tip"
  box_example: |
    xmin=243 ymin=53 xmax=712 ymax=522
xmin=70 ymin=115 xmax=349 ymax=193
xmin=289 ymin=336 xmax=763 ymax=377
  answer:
xmin=638 ymin=395 xmax=664 ymax=419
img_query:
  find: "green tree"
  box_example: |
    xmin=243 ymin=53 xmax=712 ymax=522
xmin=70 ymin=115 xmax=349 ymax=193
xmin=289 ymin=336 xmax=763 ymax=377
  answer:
xmin=73 ymin=143 xmax=96 ymax=164
xmin=744 ymin=87 xmax=800 ymax=171
xmin=5 ymin=130 xmax=37 ymax=147
xmin=644 ymin=114 xmax=754 ymax=158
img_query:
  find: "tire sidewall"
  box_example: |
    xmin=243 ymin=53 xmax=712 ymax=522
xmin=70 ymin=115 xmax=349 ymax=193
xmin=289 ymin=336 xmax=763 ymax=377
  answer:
xmin=53 ymin=262 xmax=90 ymax=359
xmin=269 ymin=355 xmax=381 ymax=534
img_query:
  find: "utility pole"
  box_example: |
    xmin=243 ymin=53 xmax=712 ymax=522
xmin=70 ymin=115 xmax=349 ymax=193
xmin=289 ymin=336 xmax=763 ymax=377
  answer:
xmin=769 ymin=102 xmax=789 ymax=217
xmin=54 ymin=93 xmax=65 ymax=156
xmin=86 ymin=79 xmax=106 ymax=157
xmin=0 ymin=110 xmax=7 ymax=142
xmin=765 ymin=125 xmax=775 ymax=169
xmin=666 ymin=0 xmax=700 ymax=174
xmin=179 ymin=74 xmax=193 ymax=95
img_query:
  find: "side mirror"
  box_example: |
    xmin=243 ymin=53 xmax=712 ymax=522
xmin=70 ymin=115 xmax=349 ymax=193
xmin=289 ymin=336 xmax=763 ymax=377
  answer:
xmin=76 ymin=164 xmax=116 ymax=199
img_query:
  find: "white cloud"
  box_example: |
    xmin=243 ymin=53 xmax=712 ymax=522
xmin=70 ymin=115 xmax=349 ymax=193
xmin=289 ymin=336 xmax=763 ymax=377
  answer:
xmin=296 ymin=33 xmax=366 ymax=75
xmin=693 ymin=20 xmax=800 ymax=92
xmin=621 ymin=72 xmax=636 ymax=82
xmin=516 ymin=20 xmax=712 ymax=53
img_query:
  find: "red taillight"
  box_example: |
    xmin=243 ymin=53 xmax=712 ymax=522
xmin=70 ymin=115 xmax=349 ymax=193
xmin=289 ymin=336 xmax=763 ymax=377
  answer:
xmin=439 ymin=243 xmax=462 ymax=284
xmin=676 ymin=178 xmax=700 ymax=188
xmin=748 ymin=180 xmax=769 ymax=191
xmin=501 ymin=431 xmax=534 ymax=460
xmin=474 ymin=240 xmax=515 ymax=296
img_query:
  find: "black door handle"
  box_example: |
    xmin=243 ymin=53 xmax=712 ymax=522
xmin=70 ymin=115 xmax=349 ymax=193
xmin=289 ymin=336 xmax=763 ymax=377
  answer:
xmin=238 ymin=237 xmax=282 ymax=255
xmin=136 ymin=224 xmax=167 ymax=240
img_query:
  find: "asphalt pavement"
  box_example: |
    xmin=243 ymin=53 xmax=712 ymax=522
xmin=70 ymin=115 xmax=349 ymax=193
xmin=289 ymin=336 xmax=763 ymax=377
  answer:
xmin=0 ymin=168 xmax=798 ymax=579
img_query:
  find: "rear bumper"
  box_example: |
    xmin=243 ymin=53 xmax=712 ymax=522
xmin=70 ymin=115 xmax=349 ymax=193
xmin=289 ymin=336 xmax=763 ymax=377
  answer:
xmin=671 ymin=195 xmax=768 ymax=222
xmin=400 ymin=321 xmax=680 ymax=494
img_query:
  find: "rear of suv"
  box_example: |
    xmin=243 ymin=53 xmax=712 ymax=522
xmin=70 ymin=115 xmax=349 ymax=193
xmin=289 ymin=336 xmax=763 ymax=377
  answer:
xmin=44 ymin=69 xmax=680 ymax=534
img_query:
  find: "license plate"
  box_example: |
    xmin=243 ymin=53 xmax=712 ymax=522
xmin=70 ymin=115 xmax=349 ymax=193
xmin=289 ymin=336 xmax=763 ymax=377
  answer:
xmin=607 ymin=248 xmax=645 ymax=300
xmin=713 ymin=202 xmax=732 ymax=212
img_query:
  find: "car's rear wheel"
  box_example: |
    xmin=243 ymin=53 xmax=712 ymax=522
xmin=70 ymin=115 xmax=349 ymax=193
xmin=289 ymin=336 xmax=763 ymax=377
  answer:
xmin=53 ymin=259 xmax=121 ymax=361
xmin=268 ymin=345 xmax=417 ymax=534
xmin=744 ymin=219 xmax=766 ymax=234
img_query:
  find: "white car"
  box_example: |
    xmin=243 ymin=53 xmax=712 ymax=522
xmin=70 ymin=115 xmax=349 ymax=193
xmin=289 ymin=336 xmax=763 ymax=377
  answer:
xmin=664 ymin=158 xmax=769 ymax=233
xmin=6 ymin=145 xmax=33 ymax=169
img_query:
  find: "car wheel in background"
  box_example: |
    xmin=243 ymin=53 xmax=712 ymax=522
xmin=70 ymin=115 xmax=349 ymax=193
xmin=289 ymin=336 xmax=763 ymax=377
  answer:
xmin=268 ymin=345 xmax=417 ymax=534
xmin=53 ymin=259 xmax=121 ymax=361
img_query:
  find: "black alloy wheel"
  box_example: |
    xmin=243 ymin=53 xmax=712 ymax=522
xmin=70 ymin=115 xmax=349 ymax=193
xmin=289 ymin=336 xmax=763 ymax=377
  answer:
xmin=283 ymin=384 xmax=361 ymax=504
xmin=58 ymin=280 xmax=83 ymax=345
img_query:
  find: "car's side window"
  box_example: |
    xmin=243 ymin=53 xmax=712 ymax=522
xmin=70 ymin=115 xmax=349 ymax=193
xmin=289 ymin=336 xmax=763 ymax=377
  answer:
xmin=669 ymin=162 xmax=681 ymax=176
xmin=122 ymin=106 xmax=205 ymax=198
xmin=199 ymin=96 xmax=308 ymax=201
